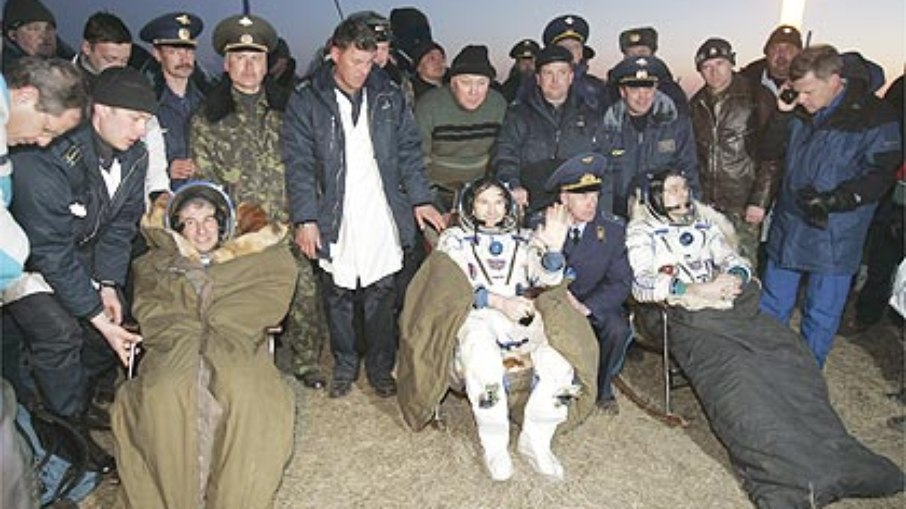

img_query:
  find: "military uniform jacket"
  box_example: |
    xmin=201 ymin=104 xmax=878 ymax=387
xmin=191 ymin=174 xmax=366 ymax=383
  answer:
xmin=190 ymin=79 xmax=288 ymax=222
xmin=158 ymin=80 xmax=206 ymax=163
xmin=282 ymin=64 xmax=433 ymax=250
xmin=10 ymin=123 xmax=148 ymax=318
xmin=599 ymin=91 xmax=700 ymax=218
xmin=563 ymin=212 xmax=632 ymax=328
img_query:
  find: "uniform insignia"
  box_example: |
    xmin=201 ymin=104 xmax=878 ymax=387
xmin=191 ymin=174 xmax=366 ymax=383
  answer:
xmin=629 ymin=33 xmax=641 ymax=43
xmin=489 ymin=240 xmax=503 ymax=255
xmin=69 ymin=202 xmax=87 ymax=218
xmin=240 ymin=34 xmax=253 ymax=44
xmin=62 ymin=145 xmax=82 ymax=167
xmin=238 ymin=16 xmax=253 ymax=26
xmin=176 ymin=14 xmax=190 ymax=25
xmin=487 ymin=259 xmax=506 ymax=271
xmin=635 ymin=58 xmax=648 ymax=66
xmin=610 ymin=149 xmax=625 ymax=157
xmin=178 ymin=28 xmax=190 ymax=40
xmin=581 ymin=155 xmax=595 ymax=164
xmin=564 ymin=16 xmax=574 ymax=25
xmin=679 ymin=232 xmax=694 ymax=245
xmin=596 ymin=225 xmax=606 ymax=242
xmin=657 ymin=139 xmax=676 ymax=153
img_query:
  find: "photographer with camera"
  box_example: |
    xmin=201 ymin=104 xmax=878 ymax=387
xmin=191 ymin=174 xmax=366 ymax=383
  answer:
xmin=758 ymin=45 xmax=902 ymax=368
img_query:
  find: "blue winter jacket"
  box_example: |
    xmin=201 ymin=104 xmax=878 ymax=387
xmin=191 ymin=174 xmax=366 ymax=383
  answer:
xmin=11 ymin=123 xmax=148 ymax=318
xmin=282 ymin=63 xmax=433 ymax=250
xmin=598 ymin=90 xmax=700 ymax=218
xmin=764 ymin=83 xmax=901 ymax=274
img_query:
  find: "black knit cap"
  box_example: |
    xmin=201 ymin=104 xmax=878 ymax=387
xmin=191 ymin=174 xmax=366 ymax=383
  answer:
xmin=695 ymin=38 xmax=735 ymax=70
xmin=3 ymin=0 xmax=55 ymax=31
xmin=535 ymin=45 xmax=573 ymax=72
xmin=93 ymin=67 xmax=158 ymax=115
xmin=411 ymin=40 xmax=444 ymax=66
xmin=449 ymin=45 xmax=495 ymax=79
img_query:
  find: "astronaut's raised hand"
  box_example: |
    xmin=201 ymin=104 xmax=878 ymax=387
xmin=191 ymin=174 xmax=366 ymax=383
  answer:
xmin=534 ymin=202 xmax=570 ymax=250
xmin=490 ymin=293 xmax=536 ymax=323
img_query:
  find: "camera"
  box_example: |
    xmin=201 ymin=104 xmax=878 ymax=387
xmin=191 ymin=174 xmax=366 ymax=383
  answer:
xmin=780 ymin=88 xmax=799 ymax=105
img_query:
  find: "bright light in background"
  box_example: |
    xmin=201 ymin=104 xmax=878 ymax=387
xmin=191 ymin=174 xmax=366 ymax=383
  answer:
xmin=780 ymin=0 xmax=806 ymax=29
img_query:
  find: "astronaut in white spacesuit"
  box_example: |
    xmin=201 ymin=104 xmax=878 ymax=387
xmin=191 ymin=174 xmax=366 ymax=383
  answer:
xmin=626 ymin=169 xmax=752 ymax=307
xmin=435 ymin=177 xmax=573 ymax=481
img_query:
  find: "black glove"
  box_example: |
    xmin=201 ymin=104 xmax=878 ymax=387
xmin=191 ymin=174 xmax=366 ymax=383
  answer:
xmin=796 ymin=186 xmax=862 ymax=229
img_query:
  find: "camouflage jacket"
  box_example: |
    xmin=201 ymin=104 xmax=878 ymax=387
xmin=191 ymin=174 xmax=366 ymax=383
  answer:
xmin=190 ymin=84 xmax=288 ymax=222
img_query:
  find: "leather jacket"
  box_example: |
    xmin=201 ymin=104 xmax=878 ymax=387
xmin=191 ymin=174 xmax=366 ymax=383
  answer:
xmin=690 ymin=74 xmax=780 ymax=213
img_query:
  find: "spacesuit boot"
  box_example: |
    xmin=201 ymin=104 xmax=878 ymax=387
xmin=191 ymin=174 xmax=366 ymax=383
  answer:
xmin=517 ymin=416 xmax=564 ymax=480
xmin=517 ymin=345 xmax=571 ymax=480
xmin=471 ymin=385 xmax=513 ymax=481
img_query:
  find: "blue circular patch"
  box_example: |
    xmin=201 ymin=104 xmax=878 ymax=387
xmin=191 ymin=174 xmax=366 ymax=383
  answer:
xmin=489 ymin=240 xmax=503 ymax=255
xmin=679 ymin=232 xmax=693 ymax=246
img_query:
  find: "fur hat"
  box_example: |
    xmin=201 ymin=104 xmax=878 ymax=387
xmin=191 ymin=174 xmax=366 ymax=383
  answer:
xmin=619 ymin=27 xmax=658 ymax=54
xmin=763 ymin=25 xmax=802 ymax=53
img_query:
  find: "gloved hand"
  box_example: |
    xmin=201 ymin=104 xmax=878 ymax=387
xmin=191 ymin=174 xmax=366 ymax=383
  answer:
xmin=796 ymin=186 xmax=861 ymax=229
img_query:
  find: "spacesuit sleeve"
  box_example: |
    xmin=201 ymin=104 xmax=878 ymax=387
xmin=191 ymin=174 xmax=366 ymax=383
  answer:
xmin=626 ymin=220 xmax=674 ymax=302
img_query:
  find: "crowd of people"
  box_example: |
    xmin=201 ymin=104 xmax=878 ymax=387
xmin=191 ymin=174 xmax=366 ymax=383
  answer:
xmin=0 ymin=1 xmax=903 ymax=508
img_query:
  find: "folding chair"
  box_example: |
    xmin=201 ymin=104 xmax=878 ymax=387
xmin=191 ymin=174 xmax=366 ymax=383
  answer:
xmin=616 ymin=302 xmax=689 ymax=427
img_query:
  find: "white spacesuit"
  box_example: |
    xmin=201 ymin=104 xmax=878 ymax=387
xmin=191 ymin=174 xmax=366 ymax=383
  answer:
xmin=436 ymin=179 xmax=574 ymax=481
xmin=626 ymin=170 xmax=751 ymax=307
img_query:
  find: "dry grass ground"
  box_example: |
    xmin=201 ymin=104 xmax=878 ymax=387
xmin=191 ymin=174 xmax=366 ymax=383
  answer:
xmin=83 ymin=314 xmax=905 ymax=509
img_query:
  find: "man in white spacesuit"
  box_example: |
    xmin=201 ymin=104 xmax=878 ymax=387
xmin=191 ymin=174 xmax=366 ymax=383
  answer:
xmin=624 ymin=168 xmax=906 ymax=508
xmin=627 ymin=169 xmax=751 ymax=305
xmin=435 ymin=177 xmax=574 ymax=481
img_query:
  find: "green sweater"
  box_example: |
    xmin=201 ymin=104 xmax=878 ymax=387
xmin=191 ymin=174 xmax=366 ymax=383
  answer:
xmin=415 ymin=86 xmax=507 ymax=191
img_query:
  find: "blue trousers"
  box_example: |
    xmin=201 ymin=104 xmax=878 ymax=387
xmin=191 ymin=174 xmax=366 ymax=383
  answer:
xmin=759 ymin=259 xmax=852 ymax=368
xmin=591 ymin=312 xmax=632 ymax=401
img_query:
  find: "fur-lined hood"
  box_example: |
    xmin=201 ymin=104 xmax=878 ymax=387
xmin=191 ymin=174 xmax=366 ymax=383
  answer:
xmin=141 ymin=196 xmax=288 ymax=266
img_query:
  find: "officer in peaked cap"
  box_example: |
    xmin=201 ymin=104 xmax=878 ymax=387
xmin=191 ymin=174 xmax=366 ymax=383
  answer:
xmin=619 ymin=27 xmax=658 ymax=57
xmin=211 ymin=14 xmax=277 ymax=56
xmin=610 ymin=55 xmax=663 ymax=86
xmin=545 ymin=151 xmax=632 ymax=415
xmin=545 ymin=152 xmax=605 ymax=194
xmin=542 ymin=14 xmax=596 ymax=63
xmin=140 ymin=12 xmax=203 ymax=47
xmin=501 ymin=38 xmax=541 ymax=102
xmin=509 ymin=38 xmax=540 ymax=61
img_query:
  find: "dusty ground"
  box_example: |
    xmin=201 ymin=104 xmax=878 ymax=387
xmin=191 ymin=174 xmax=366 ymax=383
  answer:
xmin=83 ymin=311 xmax=905 ymax=509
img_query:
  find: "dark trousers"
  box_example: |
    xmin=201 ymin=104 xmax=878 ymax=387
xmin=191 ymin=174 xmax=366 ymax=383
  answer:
xmin=592 ymin=311 xmax=632 ymax=401
xmin=856 ymin=199 xmax=904 ymax=325
xmin=4 ymin=293 xmax=115 ymax=417
xmin=321 ymin=272 xmax=397 ymax=385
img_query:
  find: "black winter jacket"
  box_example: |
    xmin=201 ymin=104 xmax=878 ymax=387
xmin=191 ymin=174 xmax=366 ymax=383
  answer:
xmin=11 ymin=123 xmax=147 ymax=318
